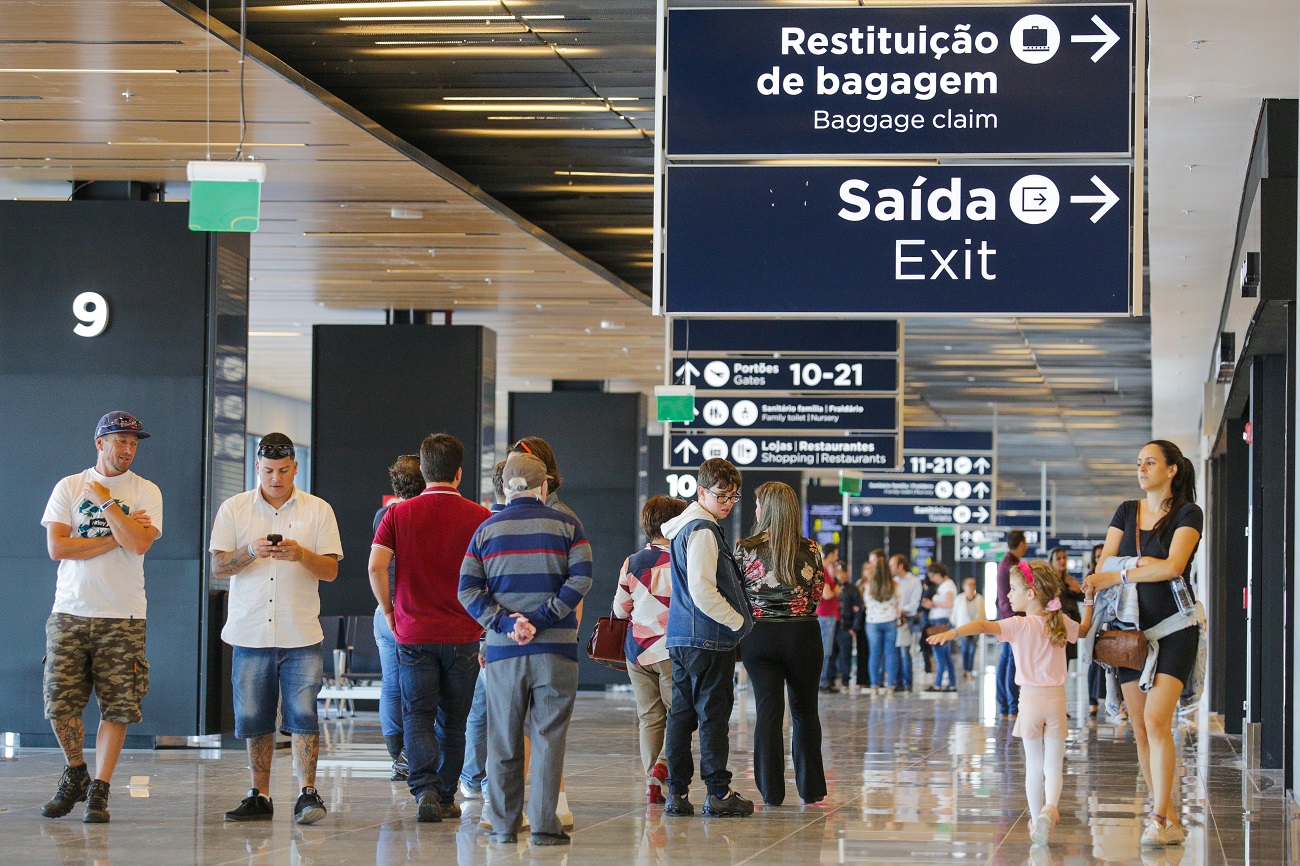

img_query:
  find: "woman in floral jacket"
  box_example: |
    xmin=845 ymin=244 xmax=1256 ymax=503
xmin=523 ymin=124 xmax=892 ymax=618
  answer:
xmin=735 ymin=481 xmax=827 ymax=807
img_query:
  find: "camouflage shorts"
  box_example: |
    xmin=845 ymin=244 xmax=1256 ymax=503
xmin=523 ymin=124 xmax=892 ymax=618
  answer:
xmin=44 ymin=613 xmax=149 ymax=724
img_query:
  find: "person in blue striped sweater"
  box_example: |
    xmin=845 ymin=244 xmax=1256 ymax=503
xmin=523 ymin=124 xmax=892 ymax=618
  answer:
xmin=458 ymin=452 xmax=593 ymax=847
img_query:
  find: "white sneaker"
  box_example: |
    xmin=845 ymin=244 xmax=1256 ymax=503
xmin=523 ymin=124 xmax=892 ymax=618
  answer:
xmin=459 ymin=781 xmax=482 ymax=800
xmin=1140 ymin=817 xmax=1185 ymax=847
xmin=1030 ymin=805 xmax=1058 ymax=846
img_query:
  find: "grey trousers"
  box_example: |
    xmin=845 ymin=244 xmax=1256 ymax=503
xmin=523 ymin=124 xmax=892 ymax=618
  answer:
xmin=485 ymin=653 xmax=578 ymax=836
xmin=625 ymin=657 xmax=673 ymax=779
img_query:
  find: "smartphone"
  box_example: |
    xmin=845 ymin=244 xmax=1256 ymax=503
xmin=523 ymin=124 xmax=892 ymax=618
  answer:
xmin=266 ymin=534 xmax=283 ymax=546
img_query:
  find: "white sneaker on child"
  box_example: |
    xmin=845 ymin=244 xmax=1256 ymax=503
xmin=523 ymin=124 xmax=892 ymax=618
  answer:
xmin=1030 ymin=804 xmax=1058 ymax=846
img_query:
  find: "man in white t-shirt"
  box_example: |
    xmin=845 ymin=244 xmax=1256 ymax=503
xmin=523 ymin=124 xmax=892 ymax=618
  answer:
xmin=892 ymin=554 xmax=923 ymax=692
xmin=39 ymin=411 xmax=163 ymax=824
xmin=209 ymin=432 xmax=343 ymax=826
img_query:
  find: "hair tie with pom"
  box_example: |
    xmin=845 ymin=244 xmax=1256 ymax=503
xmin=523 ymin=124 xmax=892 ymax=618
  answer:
xmin=1046 ymin=597 xmax=1062 ymax=612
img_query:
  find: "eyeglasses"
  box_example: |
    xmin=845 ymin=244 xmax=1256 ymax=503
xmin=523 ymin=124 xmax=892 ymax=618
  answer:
xmin=704 ymin=487 xmax=742 ymax=504
xmin=257 ymin=443 xmax=295 ymax=459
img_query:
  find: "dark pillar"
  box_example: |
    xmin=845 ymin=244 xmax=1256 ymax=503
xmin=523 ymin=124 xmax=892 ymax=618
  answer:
xmin=311 ymin=325 xmax=495 ymax=615
xmin=509 ymin=390 xmax=645 ymax=688
xmin=0 ymin=201 xmax=247 ymax=742
xmin=1217 ymin=418 xmax=1251 ymax=734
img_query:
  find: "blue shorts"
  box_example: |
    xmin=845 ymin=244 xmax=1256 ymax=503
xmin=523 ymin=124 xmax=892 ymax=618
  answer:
xmin=231 ymin=644 xmax=323 ymax=739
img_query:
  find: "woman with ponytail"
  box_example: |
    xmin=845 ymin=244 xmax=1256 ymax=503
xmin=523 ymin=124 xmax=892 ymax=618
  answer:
xmin=1083 ymin=440 xmax=1204 ymax=848
xmin=930 ymin=560 xmax=1092 ymax=846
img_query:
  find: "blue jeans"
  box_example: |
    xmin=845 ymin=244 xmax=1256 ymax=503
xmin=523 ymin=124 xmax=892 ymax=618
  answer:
xmin=231 ymin=644 xmax=323 ymax=739
xmin=897 ymin=633 xmax=914 ymax=690
xmin=834 ymin=626 xmax=855 ymax=685
xmin=373 ymin=606 xmax=402 ymax=739
xmin=865 ymin=622 xmax=899 ymax=688
xmin=397 ymin=641 xmax=480 ymax=802
xmin=930 ymin=620 xmax=955 ymax=687
xmin=459 ymin=662 xmax=488 ymax=791
xmin=817 ymin=616 xmax=838 ymax=686
xmin=960 ymin=636 xmax=978 ymax=673
xmin=996 ymin=642 xmax=1019 ymax=714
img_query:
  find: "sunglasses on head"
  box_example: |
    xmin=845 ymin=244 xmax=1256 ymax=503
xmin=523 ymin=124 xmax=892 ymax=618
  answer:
xmin=257 ymin=443 xmax=294 ymax=459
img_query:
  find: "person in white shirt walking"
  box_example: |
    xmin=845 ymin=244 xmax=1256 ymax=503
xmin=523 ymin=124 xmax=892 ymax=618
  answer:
xmin=40 ymin=412 xmax=162 ymax=824
xmin=892 ymin=555 xmax=923 ymax=692
xmin=209 ymin=433 xmax=343 ymax=826
xmin=953 ymin=577 xmax=987 ymax=679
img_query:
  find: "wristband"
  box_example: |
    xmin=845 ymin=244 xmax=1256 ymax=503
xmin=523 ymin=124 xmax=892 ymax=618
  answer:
xmin=1120 ymin=569 xmax=1129 ymax=585
xmin=248 ymin=543 xmax=258 ymax=559
xmin=100 ymin=499 xmax=115 ymax=512
xmin=1082 ymin=600 xmax=1095 ymax=606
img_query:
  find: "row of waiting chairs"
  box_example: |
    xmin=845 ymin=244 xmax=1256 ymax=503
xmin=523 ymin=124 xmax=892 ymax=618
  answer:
xmin=320 ymin=615 xmax=383 ymax=716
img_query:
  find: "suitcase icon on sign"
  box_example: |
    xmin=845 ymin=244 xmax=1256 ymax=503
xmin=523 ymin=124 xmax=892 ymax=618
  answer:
xmin=1021 ymin=26 xmax=1050 ymax=50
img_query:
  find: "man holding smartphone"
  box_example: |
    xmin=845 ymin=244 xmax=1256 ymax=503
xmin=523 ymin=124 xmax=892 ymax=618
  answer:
xmin=209 ymin=432 xmax=343 ymax=825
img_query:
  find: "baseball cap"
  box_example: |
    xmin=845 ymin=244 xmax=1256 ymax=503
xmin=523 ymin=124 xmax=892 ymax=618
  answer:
xmin=95 ymin=411 xmax=150 ymax=440
xmin=502 ymin=452 xmax=547 ymax=495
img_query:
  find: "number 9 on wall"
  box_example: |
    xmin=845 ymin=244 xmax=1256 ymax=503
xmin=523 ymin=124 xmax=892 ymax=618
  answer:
xmin=73 ymin=291 xmax=109 ymax=337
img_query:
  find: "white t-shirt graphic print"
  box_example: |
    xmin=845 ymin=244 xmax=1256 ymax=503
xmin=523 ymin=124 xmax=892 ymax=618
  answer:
xmin=42 ymin=468 xmax=164 ymax=619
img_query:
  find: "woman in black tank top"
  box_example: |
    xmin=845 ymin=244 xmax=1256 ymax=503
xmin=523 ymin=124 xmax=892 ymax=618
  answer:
xmin=1083 ymin=440 xmax=1202 ymax=848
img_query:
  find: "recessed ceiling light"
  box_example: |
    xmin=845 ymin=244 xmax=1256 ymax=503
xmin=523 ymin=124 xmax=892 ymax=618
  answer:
xmin=391 ymin=207 xmax=423 ymax=219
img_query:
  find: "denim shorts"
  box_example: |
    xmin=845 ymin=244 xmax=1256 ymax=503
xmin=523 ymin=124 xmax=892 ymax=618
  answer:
xmin=231 ymin=644 xmax=323 ymax=738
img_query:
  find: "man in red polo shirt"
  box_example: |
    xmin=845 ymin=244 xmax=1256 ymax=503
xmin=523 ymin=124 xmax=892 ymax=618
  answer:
xmin=368 ymin=433 xmax=491 ymax=823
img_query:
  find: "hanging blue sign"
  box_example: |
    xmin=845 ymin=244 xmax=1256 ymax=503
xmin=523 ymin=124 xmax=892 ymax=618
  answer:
xmin=669 ymin=432 xmax=897 ymax=470
xmin=845 ymin=500 xmax=992 ymax=526
xmin=665 ymin=164 xmax=1131 ymax=316
xmin=670 ymin=395 xmax=897 ymax=431
xmin=672 ymin=355 xmax=898 ymax=392
xmin=666 ymin=4 xmax=1133 ymax=158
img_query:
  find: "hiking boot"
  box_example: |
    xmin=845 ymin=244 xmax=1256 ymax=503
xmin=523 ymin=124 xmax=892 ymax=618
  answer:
xmin=82 ymin=780 xmax=110 ymax=824
xmin=417 ymin=794 xmax=442 ymax=823
xmin=293 ymin=787 xmax=326 ymax=825
xmin=664 ymin=791 xmax=694 ymax=816
xmin=41 ymin=764 xmax=91 ymax=819
xmin=224 ymin=789 xmax=273 ymax=821
xmin=703 ymin=789 xmax=754 ymax=817
xmin=531 ymin=831 xmax=571 ymax=846
xmin=439 ymin=801 xmax=462 ymax=820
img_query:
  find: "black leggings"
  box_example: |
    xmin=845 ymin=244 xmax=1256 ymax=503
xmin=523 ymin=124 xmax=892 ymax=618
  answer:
xmin=1116 ymin=625 xmax=1198 ymax=686
xmin=739 ymin=619 xmax=826 ymax=806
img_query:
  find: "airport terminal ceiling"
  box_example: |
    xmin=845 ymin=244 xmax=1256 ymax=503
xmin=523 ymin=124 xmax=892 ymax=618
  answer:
xmin=0 ymin=0 xmax=1295 ymax=532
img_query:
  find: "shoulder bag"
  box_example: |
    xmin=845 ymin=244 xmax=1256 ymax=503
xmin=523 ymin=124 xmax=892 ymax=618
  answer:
xmin=1094 ymin=520 xmax=1149 ymax=670
xmin=587 ymin=615 xmax=629 ymax=671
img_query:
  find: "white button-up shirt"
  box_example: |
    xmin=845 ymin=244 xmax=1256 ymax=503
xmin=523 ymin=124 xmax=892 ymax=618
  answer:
xmin=210 ymin=487 xmax=344 ymax=649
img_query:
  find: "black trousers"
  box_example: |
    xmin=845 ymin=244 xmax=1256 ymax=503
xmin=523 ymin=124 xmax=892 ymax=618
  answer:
xmin=665 ymin=645 xmax=737 ymax=798
xmin=738 ymin=620 xmax=826 ymax=806
xmin=855 ymin=627 xmax=871 ymax=685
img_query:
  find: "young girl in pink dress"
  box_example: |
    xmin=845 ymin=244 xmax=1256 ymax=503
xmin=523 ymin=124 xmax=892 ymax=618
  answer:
xmin=929 ymin=560 xmax=1093 ymax=846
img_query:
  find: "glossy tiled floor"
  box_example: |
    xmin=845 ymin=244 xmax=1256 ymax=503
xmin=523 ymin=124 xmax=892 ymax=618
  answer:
xmin=0 ymin=663 xmax=1289 ymax=866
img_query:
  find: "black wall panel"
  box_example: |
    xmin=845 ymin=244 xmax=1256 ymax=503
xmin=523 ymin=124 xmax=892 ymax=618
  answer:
xmin=510 ymin=392 xmax=644 ymax=688
xmin=0 ymin=201 xmax=247 ymax=738
xmin=312 ymin=325 xmax=495 ymax=616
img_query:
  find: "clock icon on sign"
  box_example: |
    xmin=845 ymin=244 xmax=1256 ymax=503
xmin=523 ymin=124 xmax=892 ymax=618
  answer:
xmin=732 ymin=400 xmax=758 ymax=427
xmin=954 ymin=456 xmax=973 ymax=475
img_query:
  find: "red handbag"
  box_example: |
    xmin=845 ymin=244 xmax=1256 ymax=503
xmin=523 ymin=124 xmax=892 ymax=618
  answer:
xmin=587 ymin=615 xmax=630 ymax=670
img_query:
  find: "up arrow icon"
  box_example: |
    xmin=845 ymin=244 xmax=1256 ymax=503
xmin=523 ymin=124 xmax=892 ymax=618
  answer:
xmin=1070 ymin=14 xmax=1120 ymax=62
xmin=674 ymin=438 xmax=699 ymax=460
xmin=675 ymin=361 xmax=700 ymax=384
xmin=973 ymin=457 xmax=992 ymax=474
xmin=1070 ymin=176 xmax=1120 ymax=223
xmin=973 ymin=481 xmax=991 ymax=498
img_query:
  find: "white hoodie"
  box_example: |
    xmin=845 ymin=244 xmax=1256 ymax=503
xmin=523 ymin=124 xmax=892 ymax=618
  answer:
xmin=660 ymin=501 xmax=746 ymax=632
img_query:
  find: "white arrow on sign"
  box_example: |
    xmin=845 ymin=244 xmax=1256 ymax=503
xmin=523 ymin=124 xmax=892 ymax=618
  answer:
xmin=973 ymin=457 xmax=992 ymax=473
xmin=973 ymin=506 xmax=990 ymax=523
xmin=673 ymin=438 xmax=699 ymax=460
xmin=1069 ymin=175 xmax=1120 ymax=223
xmin=675 ymin=361 xmax=700 ymax=384
xmin=973 ymin=481 xmax=991 ymax=497
xmin=1070 ymin=14 xmax=1120 ymax=62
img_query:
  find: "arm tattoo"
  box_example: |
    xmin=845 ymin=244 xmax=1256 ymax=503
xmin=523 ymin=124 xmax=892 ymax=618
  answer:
xmin=214 ymin=549 xmax=257 ymax=578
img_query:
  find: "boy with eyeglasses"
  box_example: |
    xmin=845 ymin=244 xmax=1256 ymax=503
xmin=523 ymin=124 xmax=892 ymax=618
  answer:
xmin=660 ymin=458 xmax=754 ymax=817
